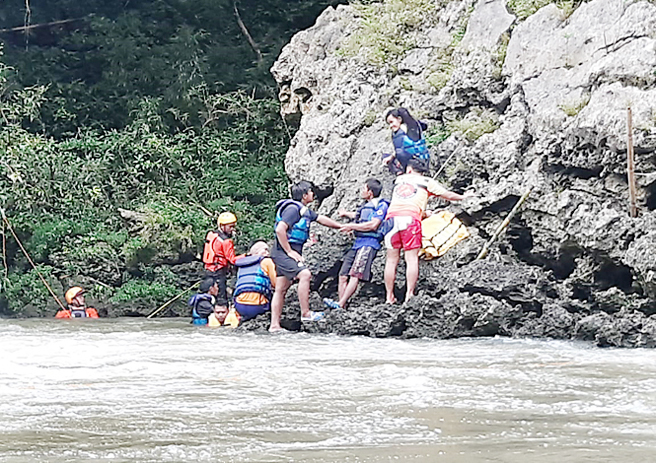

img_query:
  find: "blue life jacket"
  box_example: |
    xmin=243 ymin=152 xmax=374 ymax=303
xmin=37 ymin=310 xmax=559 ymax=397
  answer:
xmin=353 ymin=198 xmax=391 ymax=242
xmin=393 ymin=127 xmax=429 ymax=162
xmin=234 ymin=255 xmax=272 ymax=301
xmin=275 ymin=199 xmax=312 ymax=246
xmin=188 ymin=293 xmax=214 ymax=325
xmin=70 ymin=308 xmax=88 ymax=318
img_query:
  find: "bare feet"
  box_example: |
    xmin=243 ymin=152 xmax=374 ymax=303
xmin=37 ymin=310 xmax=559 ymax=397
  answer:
xmin=386 ymin=296 xmax=397 ymax=304
xmin=268 ymin=326 xmax=287 ymax=334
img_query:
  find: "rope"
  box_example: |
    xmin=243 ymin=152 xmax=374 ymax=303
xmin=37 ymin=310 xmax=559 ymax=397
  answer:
xmin=433 ymin=146 xmax=462 ymax=179
xmin=1 ymin=221 xmax=8 ymax=291
xmin=0 ymin=208 xmax=66 ymax=311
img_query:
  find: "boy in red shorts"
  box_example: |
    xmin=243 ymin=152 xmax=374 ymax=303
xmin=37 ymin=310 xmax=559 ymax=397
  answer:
xmin=384 ymin=158 xmax=474 ymax=304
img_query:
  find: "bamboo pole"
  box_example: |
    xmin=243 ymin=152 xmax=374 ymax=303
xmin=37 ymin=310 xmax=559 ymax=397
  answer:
xmin=476 ymin=187 xmax=533 ymax=260
xmin=146 ymin=281 xmax=200 ymax=319
xmin=627 ymin=107 xmax=638 ymax=218
xmin=0 ymin=208 xmax=66 ymax=311
xmin=0 ymin=18 xmax=85 ymax=34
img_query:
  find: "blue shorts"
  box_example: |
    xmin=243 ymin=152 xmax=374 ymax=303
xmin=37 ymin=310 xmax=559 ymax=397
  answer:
xmin=234 ymin=302 xmax=270 ymax=321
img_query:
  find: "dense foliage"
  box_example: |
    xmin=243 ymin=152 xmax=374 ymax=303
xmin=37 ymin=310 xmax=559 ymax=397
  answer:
xmin=0 ymin=0 xmax=344 ymax=316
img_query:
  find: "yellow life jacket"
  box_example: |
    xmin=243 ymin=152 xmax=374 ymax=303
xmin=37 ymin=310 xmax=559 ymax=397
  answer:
xmin=419 ymin=211 xmax=470 ymax=260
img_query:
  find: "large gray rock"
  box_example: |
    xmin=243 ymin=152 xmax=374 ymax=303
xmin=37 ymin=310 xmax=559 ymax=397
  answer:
xmin=269 ymin=0 xmax=656 ymax=347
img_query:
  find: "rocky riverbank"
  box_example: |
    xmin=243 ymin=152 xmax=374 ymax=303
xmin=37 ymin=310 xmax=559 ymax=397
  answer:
xmin=241 ymin=0 xmax=656 ymax=347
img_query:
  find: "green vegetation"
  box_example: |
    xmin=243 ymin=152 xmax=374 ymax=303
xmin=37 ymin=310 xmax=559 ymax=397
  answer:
xmin=337 ymin=0 xmax=439 ymax=65
xmin=363 ymin=109 xmax=378 ymax=126
xmin=558 ymin=94 xmax=590 ymax=116
xmin=507 ymin=0 xmax=553 ymax=20
xmin=426 ymin=125 xmax=452 ymax=148
xmin=110 ymin=280 xmax=178 ymax=304
xmin=492 ymin=32 xmax=510 ymax=80
xmin=426 ymin=70 xmax=452 ymax=92
xmin=446 ymin=110 xmax=499 ymax=141
xmin=3 ymin=265 xmax=63 ymax=316
xmin=0 ymin=0 xmax=343 ymax=316
xmin=507 ymin=0 xmax=583 ymax=20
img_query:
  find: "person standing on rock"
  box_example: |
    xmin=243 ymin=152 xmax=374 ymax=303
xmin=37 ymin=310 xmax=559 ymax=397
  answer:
xmin=202 ymin=212 xmax=238 ymax=302
xmin=323 ymin=178 xmax=390 ymax=310
xmin=382 ymin=108 xmax=430 ymax=176
xmin=269 ymin=181 xmax=343 ymax=332
xmin=384 ymin=158 xmax=474 ymax=304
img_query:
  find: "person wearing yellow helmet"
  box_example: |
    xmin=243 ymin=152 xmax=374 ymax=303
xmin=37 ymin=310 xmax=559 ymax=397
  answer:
xmin=55 ymin=286 xmax=99 ymax=318
xmin=202 ymin=211 xmax=238 ymax=301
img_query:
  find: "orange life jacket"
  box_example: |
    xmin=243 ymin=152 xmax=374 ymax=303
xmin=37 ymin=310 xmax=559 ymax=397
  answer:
xmin=55 ymin=307 xmax=99 ymax=318
xmin=202 ymin=231 xmax=223 ymax=266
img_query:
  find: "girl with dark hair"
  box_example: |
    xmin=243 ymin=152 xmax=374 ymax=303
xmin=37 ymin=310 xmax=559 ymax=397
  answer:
xmin=382 ymin=108 xmax=430 ymax=175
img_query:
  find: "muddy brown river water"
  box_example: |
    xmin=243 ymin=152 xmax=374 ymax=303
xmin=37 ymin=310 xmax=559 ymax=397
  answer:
xmin=1 ymin=318 xmax=655 ymax=462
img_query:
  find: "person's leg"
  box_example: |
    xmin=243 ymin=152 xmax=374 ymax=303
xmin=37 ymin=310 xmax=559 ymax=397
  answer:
xmin=217 ymin=272 xmax=228 ymax=301
xmin=339 ymin=246 xmax=375 ymax=308
xmin=269 ymin=276 xmax=290 ymax=332
xmin=338 ymin=275 xmax=348 ymax=301
xmin=384 ymin=248 xmax=401 ymax=304
xmin=403 ymin=248 xmax=420 ymax=302
xmin=337 ymin=249 xmax=355 ymax=301
xmin=338 ymin=276 xmax=360 ymax=308
xmin=400 ymin=218 xmax=423 ymax=302
xmin=297 ymin=268 xmax=312 ymax=317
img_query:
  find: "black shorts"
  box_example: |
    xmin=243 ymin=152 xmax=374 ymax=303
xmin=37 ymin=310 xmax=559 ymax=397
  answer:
xmin=339 ymin=246 xmax=378 ymax=282
xmin=272 ymin=251 xmax=308 ymax=280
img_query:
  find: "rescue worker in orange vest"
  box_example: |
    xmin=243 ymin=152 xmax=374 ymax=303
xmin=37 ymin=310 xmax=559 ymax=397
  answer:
xmin=202 ymin=212 xmax=237 ymax=302
xmin=55 ymin=286 xmax=100 ymax=318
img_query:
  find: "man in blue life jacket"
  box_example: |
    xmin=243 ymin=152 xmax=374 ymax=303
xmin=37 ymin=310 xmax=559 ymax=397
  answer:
xmin=188 ymin=277 xmax=219 ymax=325
xmin=269 ymin=180 xmax=343 ymax=332
xmin=323 ymin=178 xmax=390 ymax=310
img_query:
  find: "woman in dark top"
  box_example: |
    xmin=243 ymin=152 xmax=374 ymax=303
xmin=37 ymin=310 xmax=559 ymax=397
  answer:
xmin=382 ymin=108 xmax=430 ymax=175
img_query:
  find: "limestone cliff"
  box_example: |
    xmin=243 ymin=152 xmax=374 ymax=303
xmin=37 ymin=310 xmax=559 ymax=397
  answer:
xmin=261 ymin=0 xmax=656 ymax=347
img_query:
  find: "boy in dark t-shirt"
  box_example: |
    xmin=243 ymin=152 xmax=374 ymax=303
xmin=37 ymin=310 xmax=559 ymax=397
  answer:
xmin=269 ymin=180 xmax=342 ymax=332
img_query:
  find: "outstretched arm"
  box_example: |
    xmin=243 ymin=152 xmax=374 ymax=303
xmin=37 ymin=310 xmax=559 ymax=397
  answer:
xmin=437 ymin=190 xmax=475 ymax=202
xmin=341 ymin=218 xmax=381 ymax=233
xmin=316 ymin=215 xmax=342 ymax=229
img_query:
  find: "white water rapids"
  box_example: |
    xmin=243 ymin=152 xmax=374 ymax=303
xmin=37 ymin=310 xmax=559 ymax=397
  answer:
xmin=1 ymin=318 xmax=655 ymax=462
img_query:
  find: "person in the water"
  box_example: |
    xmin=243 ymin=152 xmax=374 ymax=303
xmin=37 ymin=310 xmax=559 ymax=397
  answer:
xmin=188 ymin=278 xmax=219 ymax=325
xmin=55 ymin=286 xmax=99 ymax=318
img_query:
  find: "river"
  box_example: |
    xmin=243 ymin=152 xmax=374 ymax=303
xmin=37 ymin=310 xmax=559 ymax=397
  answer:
xmin=1 ymin=319 xmax=655 ymax=462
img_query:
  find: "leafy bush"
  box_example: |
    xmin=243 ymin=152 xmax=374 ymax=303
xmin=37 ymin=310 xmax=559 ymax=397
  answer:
xmin=110 ymin=279 xmax=178 ymax=304
xmin=2 ymin=266 xmax=61 ymax=315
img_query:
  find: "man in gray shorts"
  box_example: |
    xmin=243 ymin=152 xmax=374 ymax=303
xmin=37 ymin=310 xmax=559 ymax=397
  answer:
xmin=269 ymin=181 xmax=342 ymax=332
xmin=324 ymin=178 xmax=389 ymax=310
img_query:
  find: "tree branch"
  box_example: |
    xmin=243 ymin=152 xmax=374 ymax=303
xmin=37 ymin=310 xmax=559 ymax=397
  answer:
xmin=233 ymin=2 xmax=263 ymax=64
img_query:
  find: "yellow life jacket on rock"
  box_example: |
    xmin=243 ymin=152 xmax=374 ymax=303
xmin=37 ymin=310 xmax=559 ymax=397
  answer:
xmin=419 ymin=211 xmax=470 ymax=260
